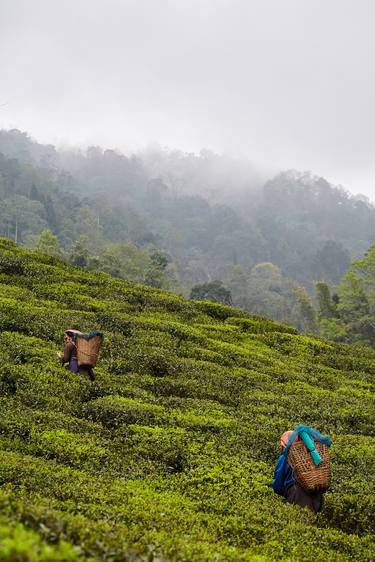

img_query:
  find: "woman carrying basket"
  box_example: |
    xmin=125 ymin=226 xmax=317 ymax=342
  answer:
xmin=57 ymin=329 xmax=96 ymax=381
xmin=272 ymin=424 xmax=332 ymax=513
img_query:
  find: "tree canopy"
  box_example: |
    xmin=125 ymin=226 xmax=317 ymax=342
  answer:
xmin=1 ymin=129 xmax=375 ymax=336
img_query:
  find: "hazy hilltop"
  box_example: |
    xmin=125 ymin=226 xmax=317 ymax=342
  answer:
xmin=1 ymin=128 xmax=375 ymax=338
xmin=139 ymin=144 xmax=263 ymax=203
xmin=0 ymin=238 xmax=373 ymax=561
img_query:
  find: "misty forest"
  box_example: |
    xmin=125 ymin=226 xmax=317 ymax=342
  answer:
xmin=0 ymin=125 xmax=374 ymax=562
xmin=1 ymin=128 xmax=375 ymax=346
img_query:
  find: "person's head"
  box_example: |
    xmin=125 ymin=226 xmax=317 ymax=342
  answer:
xmin=280 ymin=430 xmax=294 ymax=449
xmin=280 ymin=429 xmax=301 ymax=450
xmin=65 ymin=329 xmax=80 ymax=343
xmin=64 ymin=333 xmax=72 ymax=344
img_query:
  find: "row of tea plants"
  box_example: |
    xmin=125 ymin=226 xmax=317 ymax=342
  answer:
xmin=0 ymin=237 xmax=373 ymax=561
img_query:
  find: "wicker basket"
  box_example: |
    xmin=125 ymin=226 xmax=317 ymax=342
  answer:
xmin=76 ymin=335 xmax=102 ymax=367
xmin=288 ymin=441 xmax=331 ymax=493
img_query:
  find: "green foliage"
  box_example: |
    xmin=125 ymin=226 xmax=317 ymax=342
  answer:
xmin=0 ymin=239 xmax=373 ymax=561
xmin=118 ymin=424 xmax=188 ymax=472
xmin=32 ymin=229 xmax=63 ymax=259
xmin=193 ymin=299 xmax=246 ymax=320
xmin=227 ymin=316 xmax=298 ymax=335
xmin=224 ymin=263 xmax=317 ymax=332
xmin=319 ymin=243 xmax=375 ymax=345
xmin=336 ymin=246 xmax=375 ymax=344
xmin=83 ymin=396 xmax=165 ymax=428
xmin=96 ymin=241 xmax=149 ymax=282
xmin=319 ymin=319 xmax=347 ymax=342
xmin=30 ymin=429 xmax=107 ymax=468
xmin=190 ymin=280 xmax=233 ymax=305
xmin=2 ymin=131 xmax=372 ymax=333
xmin=69 ymin=236 xmax=90 ymax=267
xmin=294 ymin=285 xmax=318 ymax=333
xmin=143 ymin=250 xmax=170 ymax=289
xmin=312 ymin=240 xmax=351 ymax=284
xmin=0 ymin=521 xmax=85 ymax=562
xmin=316 ymin=281 xmax=338 ymax=320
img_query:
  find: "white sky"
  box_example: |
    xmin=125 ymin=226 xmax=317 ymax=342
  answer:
xmin=1 ymin=0 xmax=375 ymax=196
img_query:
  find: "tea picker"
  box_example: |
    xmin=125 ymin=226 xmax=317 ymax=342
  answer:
xmin=57 ymin=329 xmax=103 ymax=382
xmin=272 ymin=424 xmax=332 ymax=513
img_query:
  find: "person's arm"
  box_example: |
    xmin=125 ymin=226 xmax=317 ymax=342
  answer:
xmin=59 ymin=342 xmax=74 ymax=364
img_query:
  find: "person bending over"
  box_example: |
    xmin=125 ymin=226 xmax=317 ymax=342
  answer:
xmin=57 ymin=329 xmax=96 ymax=381
xmin=272 ymin=427 xmax=330 ymax=513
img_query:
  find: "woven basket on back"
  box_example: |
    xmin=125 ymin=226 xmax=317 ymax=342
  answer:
xmin=76 ymin=335 xmax=102 ymax=367
xmin=288 ymin=441 xmax=331 ymax=493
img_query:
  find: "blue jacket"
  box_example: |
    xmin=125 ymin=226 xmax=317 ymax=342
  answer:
xmin=272 ymin=453 xmax=295 ymax=495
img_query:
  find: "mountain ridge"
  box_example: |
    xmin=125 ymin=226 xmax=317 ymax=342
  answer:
xmin=1 ymin=128 xmax=374 ymax=296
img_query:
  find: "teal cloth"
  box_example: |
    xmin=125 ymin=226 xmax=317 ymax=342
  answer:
xmin=75 ymin=330 xmax=104 ymax=341
xmin=300 ymin=431 xmax=322 ymax=465
xmin=284 ymin=424 xmax=331 ymax=451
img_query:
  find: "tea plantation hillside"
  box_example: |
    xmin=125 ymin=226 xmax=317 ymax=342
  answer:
xmin=0 ymin=238 xmax=373 ymax=561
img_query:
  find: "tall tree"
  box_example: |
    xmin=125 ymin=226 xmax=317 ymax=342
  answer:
xmin=312 ymin=240 xmax=351 ymax=284
xmin=34 ymin=229 xmax=63 ymax=258
xmin=315 ymin=281 xmax=338 ymax=320
xmin=294 ymin=286 xmax=318 ymax=334
xmin=190 ymin=280 xmax=233 ymax=306
xmin=335 ymin=245 xmax=375 ymax=344
xmin=97 ymin=242 xmax=149 ymax=283
xmin=69 ymin=236 xmax=90 ymax=267
xmin=144 ymin=251 xmax=170 ymax=289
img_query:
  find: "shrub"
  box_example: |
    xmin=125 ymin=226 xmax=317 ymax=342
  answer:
xmin=194 ymin=300 xmax=246 ymax=320
xmin=30 ymin=429 xmax=107 ymax=468
xmin=227 ymin=316 xmax=298 ymax=335
xmin=117 ymin=424 xmax=188 ymax=472
xmin=83 ymin=396 xmax=165 ymax=428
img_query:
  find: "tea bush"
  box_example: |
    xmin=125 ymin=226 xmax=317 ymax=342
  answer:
xmin=83 ymin=396 xmax=165 ymax=428
xmin=0 ymin=239 xmax=373 ymax=561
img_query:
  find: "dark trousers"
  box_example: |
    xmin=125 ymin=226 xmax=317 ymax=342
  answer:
xmin=79 ymin=367 xmax=96 ymax=381
xmin=285 ymin=484 xmax=323 ymax=513
xmin=69 ymin=358 xmax=96 ymax=381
